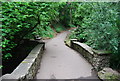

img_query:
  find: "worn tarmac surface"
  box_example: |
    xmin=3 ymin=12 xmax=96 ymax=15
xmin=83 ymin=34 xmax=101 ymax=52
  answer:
xmin=35 ymin=31 xmax=100 ymax=80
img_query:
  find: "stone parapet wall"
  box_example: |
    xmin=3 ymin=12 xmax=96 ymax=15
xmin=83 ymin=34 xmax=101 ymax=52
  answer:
xmin=69 ymin=39 xmax=111 ymax=71
xmin=1 ymin=43 xmax=45 ymax=81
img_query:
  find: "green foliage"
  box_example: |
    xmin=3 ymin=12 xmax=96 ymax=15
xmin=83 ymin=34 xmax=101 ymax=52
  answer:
xmin=0 ymin=65 xmax=3 ymax=69
xmin=2 ymin=2 xmax=40 ymax=59
xmin=2 ymin=2 xmax=65 ymax=60
xmin=71 ymin=2 xmax=119 ymax=52
xmin=36 ymin=25 xmax=54 ymax=38
xmin=70 ymin=2 xmax=120 ymax=69
xmin=68 ymin=24 xmax=76 ymax=28
xmin=2 ymin=2 xmax=119 ymax=70
xmin=54 ymin=23 xmax=65 ymax=33
xmin=56 ymin=27 xmax=63 ymax=33
xmin=58 ymin=2 xmax=71 ymax=27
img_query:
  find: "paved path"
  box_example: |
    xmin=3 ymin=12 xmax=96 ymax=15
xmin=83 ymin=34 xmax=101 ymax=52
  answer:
xmin=36 ymin=31 xmax=99 ymax=79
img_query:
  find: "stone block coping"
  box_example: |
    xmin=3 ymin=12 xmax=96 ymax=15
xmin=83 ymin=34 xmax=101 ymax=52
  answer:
xmin=65 ymin=39 xmax=111 ymax=71
xmin=73 ymin=41 xmax=94 ymax=55
xmin=0 ymin=42 xmax=45 ymax=81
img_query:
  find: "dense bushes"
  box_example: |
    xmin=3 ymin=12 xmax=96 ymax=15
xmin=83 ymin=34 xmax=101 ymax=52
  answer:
xmin=1 ymin=2 xmax=66 ymax=60
xmin=2 ymin=2 xmax=40 ymax=59
xmin=70 ymin=2 xmax=120 ymax=69
xmin=2 ymin=2 xmax=39 ymax=59
xmin=2 ymin=2 xmax=119 ymax=70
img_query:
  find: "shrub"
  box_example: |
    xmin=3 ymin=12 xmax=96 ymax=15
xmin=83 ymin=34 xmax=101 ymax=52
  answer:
xmin=71 ymin=2 xmax=120 ymax=69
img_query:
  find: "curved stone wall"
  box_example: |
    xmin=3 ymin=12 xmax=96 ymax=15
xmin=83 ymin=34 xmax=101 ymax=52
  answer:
xmin=65 ymin=38 xmax=111 ymax=71
xmin=1 ymin=42 xmax=45 ymax=81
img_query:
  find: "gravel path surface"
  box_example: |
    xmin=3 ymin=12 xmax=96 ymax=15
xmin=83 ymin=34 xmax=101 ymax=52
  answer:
xmin=36 ymin=31 xmax=99 ymax=80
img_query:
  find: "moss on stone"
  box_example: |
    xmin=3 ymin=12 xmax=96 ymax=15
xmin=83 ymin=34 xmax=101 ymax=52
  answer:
xmin=98 ymin=68 xmax=120 ymax=81
xmin=93 ymin=49 xmax=111 ymax=55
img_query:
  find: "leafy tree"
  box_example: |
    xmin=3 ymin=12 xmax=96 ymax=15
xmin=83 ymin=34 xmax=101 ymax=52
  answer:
xmin=2 ymin=2 xmax=40 ymax=59
xmin=2 ymin=2 xmax=64 ymax=60
xmin=70 ymin=2 xmax=120 ymax=69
